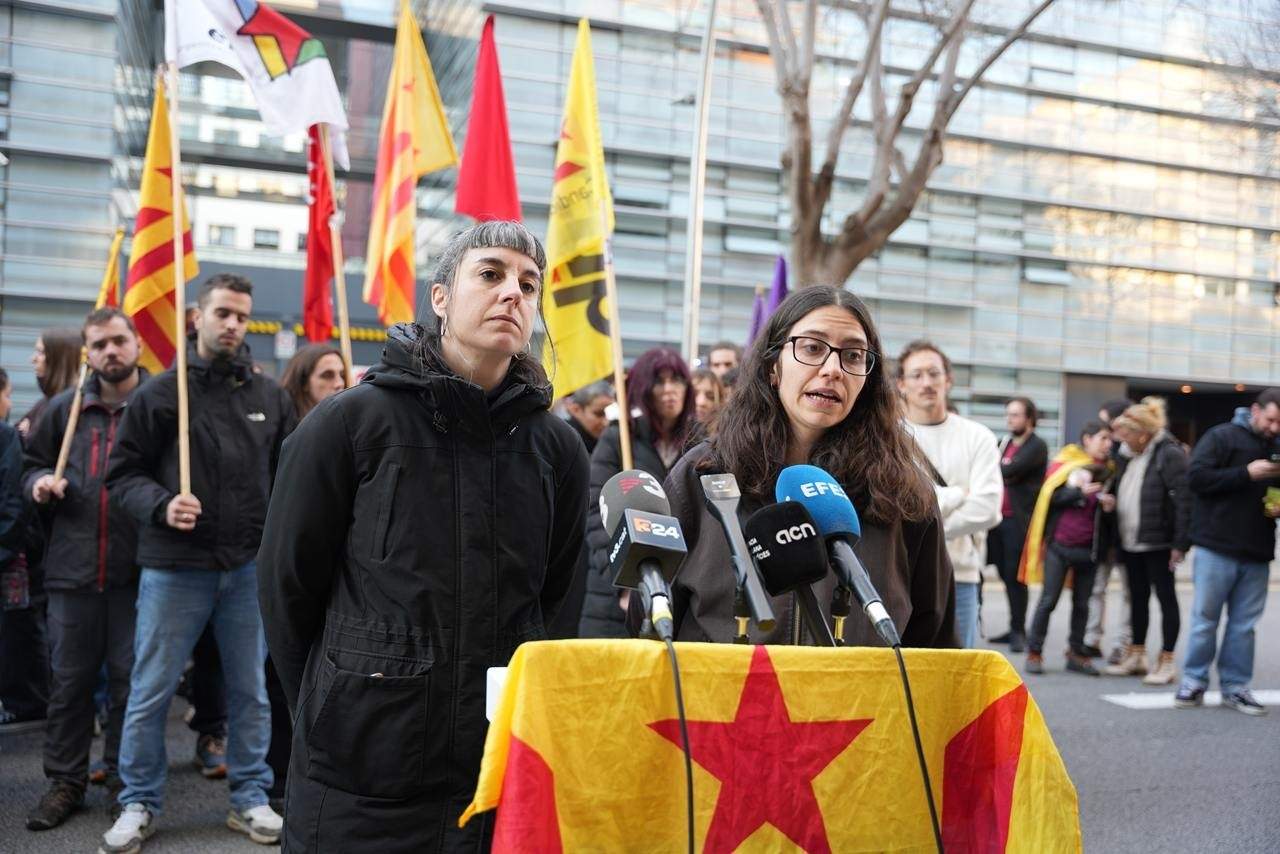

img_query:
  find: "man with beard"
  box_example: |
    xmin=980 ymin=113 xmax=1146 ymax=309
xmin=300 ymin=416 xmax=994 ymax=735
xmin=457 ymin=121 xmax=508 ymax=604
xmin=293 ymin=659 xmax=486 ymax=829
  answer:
xmin=101 ymin=274 xmax=295 ymax=852
xmin=22 ymin=308 xmax=148 ymax=831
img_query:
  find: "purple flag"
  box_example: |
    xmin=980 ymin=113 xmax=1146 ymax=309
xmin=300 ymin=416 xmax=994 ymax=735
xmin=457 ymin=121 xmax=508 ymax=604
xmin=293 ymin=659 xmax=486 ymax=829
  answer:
xmin=746 ymin=288 xmax=766 ymax=347
xmin=767 ymin=254 xmax=788 ymax=314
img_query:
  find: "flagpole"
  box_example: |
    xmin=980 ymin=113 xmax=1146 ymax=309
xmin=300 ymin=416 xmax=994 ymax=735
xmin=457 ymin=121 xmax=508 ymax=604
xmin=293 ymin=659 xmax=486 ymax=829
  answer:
xmin=164 ymin=66 xmax=192 ymax=495
xmin=600 ymin=205 xmax=632 ymax=471
xmin=680 ymin=0 xmax=718 ymax=365
xmin=318 ymin=124 xmax=355 ymax=386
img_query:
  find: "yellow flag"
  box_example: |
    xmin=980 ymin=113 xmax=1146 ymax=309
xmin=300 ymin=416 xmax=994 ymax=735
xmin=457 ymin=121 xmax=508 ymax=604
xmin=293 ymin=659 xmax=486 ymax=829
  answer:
xmin=463 ymin=641 xmax=1081 ymax=853
xmin=94 ymin=227 xmax=125 ymax=310
xmin=541 ymin=19 xmax=614 ymax=400
xmin=363 ymin=0 xmax=458 ymax=326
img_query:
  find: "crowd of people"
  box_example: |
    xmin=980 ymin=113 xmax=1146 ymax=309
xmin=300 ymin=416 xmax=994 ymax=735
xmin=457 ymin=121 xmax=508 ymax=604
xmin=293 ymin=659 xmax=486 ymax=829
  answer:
xmin=0 ymin=219 xmax=1276 ymax=852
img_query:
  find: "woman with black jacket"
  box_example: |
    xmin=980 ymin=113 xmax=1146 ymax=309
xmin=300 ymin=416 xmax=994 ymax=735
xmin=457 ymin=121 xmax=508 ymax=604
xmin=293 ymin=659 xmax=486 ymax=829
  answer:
xmin=1104 ymin=399 xmax=1191 ymax=684
xmin=578 ymin=348 xmax=694 ymax=638
xmin=256 ymin=222 xmax=589 ymax=852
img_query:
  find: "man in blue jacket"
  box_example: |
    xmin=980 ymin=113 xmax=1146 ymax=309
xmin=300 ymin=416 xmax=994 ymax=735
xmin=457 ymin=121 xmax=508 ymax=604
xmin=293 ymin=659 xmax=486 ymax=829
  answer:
xmin=1176 ymin=388 xmax=1280 ymax=715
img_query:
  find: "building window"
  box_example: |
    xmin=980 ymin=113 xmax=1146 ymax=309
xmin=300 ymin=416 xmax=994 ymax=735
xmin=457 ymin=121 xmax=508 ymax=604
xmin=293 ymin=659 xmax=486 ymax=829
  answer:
xmin=209 ymin=225 xmax=236 ymax=246
xmin=253 ymin=228 xmax=280 ymax=250
xmin=296 ymin=233 xmax=307 ymax=252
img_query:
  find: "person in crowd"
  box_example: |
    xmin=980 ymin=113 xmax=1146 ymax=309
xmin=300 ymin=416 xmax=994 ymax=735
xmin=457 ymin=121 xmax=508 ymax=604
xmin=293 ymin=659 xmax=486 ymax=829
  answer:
xmin=0 ymin=368 xmax=32 ymax=729
xmin=986 ymin=396 xmax=1048 ymax=652
xmin=580 ymin=347 xmax=694 ymax=639
xmin=691 ymin=368 xmax=726 ymax=429
xmin=17 ymin=327 xmax=81 ymax=440
xmin=100 ymin=273 xmax=295 ymax=852
xmin=637 ymin=287 xmax=953 ymax=645
xmin=897 ymin=341 xmax=1002 ymax=649
xmin=1085 ymin=397 xmax=1134 ymax=662
xmin=1023 ymin=420 xmax=1115 ymax=676
xmin=21 ymin=308 xmax=146 ymax=831
xmin=257 ymin=221 xmax=589 ymax=851
xmin=1176 ymin=388 xmax=1280 ymax=715
xmin=720 ymin=366 xmax=740 ymax=393
xmin=705 ymin=341 xmax=741 ymax=380
xmin=547 ymin=381 xmax=614 ymax=640
xmin=1103 ymin=399 xmax=1190 ymax=685
xmin=280 ymin=344 xmax=346 ymax=420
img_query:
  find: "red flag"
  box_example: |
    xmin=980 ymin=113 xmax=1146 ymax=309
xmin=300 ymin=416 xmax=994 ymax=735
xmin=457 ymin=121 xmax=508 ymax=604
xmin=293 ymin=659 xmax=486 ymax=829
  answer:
xmin=455 ymin=16 xmax=521 ymax=222
xmin=303 ymin=124 xmax=335 ymax=343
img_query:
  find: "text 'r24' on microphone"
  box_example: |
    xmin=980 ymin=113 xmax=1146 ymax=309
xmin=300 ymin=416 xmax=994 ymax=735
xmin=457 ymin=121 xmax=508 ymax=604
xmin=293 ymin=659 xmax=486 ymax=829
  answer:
xmin=600 ymin=470 xmax=686 ymax=641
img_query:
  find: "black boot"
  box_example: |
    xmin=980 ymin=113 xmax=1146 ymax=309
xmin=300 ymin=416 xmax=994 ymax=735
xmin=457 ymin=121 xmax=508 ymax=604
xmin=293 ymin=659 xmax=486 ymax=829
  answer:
xmin=27 ymin=781 xmax=84 ymax=831
xmin=1009 ymin=630 xmax=1026 ymax=653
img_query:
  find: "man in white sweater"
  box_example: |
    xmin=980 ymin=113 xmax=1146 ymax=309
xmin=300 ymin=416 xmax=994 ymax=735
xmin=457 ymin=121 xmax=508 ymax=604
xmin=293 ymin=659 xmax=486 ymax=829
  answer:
xmin=897 ymin=341 xmax=1003 ymax=648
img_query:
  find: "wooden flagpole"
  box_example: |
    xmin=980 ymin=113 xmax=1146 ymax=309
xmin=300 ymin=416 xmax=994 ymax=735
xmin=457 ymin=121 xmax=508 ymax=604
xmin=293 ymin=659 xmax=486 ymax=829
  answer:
xmin=317 ymin=124 xmax=355 ymax=386
xmin=164 ymin=65 xmax=192 ymax=495
xmin=600 ymin=203 xmax=632 ymax=471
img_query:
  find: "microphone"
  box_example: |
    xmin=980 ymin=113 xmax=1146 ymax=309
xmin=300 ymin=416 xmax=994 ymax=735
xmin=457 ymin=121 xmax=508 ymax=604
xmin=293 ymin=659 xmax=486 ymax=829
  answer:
xmin=743 ymin=502 xmax=835 ymax=646
xmin=698 ymin=473 xmax=777 ymax=638
xmin=601 ymin=471 xmax=686 ymax=641
xmin=776 ymin=464 xmax=902 ymax=647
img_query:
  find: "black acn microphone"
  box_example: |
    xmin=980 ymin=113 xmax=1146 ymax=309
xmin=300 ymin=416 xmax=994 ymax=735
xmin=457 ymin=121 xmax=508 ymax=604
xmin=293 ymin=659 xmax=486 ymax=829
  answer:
xmin=744 ymin=502 xmax=835 ymax=646
xmin=698 ymin=473 xmax=777 ymax=636
xmin=776 ymin=464 xmax=901 ymax=647
xmin=601 ymin=471 xmax=686 ymax=641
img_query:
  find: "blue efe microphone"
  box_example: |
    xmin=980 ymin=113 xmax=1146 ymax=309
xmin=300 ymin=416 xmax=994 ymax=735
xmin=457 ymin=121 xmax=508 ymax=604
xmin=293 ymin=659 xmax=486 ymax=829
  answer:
xmin=776 ymin=465 xmax=902 ymax=647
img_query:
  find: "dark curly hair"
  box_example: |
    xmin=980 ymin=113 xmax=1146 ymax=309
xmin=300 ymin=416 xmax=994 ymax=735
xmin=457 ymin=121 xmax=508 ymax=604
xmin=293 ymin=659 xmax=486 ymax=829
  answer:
xmin=704 ymin=286 xmax=934 ymax=524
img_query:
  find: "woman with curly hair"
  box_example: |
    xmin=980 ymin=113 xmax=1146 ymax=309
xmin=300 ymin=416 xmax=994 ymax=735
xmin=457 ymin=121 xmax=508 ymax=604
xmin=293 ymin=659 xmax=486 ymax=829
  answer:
xmin=642 ymin=286 xmax=955 ymax=646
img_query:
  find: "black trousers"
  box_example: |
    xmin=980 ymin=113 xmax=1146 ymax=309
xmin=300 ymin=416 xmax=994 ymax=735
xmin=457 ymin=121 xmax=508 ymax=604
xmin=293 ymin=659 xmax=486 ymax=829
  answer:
xmin=265 ymin=655 xmax=291 ymax=799
xmin=186 ymin=623 xmax=227 ymax=738
xmin=1028 ymin=544 xmax=1096 ymax=656
xmin=1122 ymin=549 xmax=1180 ymax=653
xmin=43 ymin=587 xmax=136 ymax=789
xmin=988 ymin=516 xmax=1029 ymax=634
xmin=0 ymin=592 xmax=50 ymax=720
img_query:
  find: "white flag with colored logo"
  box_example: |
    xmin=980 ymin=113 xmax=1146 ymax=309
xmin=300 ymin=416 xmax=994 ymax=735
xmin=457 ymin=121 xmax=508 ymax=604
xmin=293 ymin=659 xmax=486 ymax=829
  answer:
xmin=165 ymin=0 xmax=349 ymax=169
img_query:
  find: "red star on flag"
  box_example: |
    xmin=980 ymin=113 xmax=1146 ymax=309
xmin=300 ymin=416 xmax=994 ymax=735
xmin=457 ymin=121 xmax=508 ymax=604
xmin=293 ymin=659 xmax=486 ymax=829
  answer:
xmin=650 ymin=646 xmax=873 ymax=854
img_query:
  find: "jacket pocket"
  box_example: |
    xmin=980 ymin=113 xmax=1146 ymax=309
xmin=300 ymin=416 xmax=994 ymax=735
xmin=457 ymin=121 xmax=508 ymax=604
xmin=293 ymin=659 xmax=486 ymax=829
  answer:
xmin=304 ymin=646 xmax=429 ymax=798
xmin=371 ymin=462 xmax=401 ymax=560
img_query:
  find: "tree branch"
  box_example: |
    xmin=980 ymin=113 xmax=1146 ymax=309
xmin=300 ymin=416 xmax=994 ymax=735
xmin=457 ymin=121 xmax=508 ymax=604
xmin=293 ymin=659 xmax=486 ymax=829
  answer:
xmin=753 ymin=0 xmax=796 ymax=98
xmin=800 ymin=0 xmax=819 ymax=84
xmin=946 ymin=0 xmax=1055 ymax=120
xmin=774 ymin=0 xmax=801 ymax=79
xmin=856 ymin=46 xmax=893 ymax=223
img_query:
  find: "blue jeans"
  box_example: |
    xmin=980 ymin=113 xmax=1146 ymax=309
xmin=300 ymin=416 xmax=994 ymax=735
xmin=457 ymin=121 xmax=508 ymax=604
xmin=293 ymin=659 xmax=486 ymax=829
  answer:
xmin=118 ymin=563 xmax=272 ymax=813
xmin=1180 ymin=548 xmax=1271 ymax=694
xmin=955 ymin=581 xmax=980 ymax=648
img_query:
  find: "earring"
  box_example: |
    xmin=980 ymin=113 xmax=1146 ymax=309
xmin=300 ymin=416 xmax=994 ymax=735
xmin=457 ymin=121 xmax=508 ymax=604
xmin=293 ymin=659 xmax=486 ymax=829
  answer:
xmin=514 ymin=341 xmax=531 ymax=361
xmin=439 ymin=315 xmax=448 ymax=339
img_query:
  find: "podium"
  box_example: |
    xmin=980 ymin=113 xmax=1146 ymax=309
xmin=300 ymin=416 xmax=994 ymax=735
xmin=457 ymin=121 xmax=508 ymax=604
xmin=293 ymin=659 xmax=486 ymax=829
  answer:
xmin=462 ymin=640 xmax=1081 ymax=853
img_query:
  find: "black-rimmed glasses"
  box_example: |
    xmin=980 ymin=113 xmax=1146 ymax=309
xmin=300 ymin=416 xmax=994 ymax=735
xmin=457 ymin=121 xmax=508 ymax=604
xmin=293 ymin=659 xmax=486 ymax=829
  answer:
xmin=786 ymin=336 xmax=878 ymax=376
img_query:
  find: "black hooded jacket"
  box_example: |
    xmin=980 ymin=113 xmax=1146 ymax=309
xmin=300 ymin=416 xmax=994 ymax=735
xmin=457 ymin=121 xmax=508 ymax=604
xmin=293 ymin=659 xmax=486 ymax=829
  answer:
xmin=23 ymin=369 xmax=149 ymax=590
xmin=106 ymin=341 xmax=295 ymax=571
xmin=256 ymin=325 xmax=589 ymax=852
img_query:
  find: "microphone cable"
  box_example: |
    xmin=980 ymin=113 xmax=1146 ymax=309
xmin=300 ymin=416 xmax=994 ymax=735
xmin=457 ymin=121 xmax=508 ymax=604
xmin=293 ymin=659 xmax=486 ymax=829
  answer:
xmin=893 ymin=644 xmax=944 ymax=853
xmin=662 ymin=637 xmax=695 ymax=854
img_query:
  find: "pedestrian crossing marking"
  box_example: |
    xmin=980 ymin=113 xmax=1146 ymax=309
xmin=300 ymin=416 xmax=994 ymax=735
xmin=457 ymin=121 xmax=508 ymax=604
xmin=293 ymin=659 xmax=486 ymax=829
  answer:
xmin=1101 ymin=690 xmax=1280 ymax=710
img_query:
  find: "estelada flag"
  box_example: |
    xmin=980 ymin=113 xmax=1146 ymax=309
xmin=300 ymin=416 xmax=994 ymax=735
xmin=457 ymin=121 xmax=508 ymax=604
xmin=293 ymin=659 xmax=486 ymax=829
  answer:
xmin=94 ymin=227 xmax=125 ymax=310
xmin=363 ymin=0 xmax=458 ymax=326
xmin=462 ymin=641 xmax=1082 ymax=853
xmin=541 ymin=19 xmax=614 ymax=401
xmin=164 ymin=0 xmax=350 ymax=168
xmin=1017 ymin=443 xmax=1102 ymax=586
xmin=302 ymin=125 xmax=335 ymax=343
xmin=124 ymin=77 xmax=198 ymax=375
xmin=455 ymin=16 xmax=521 ymax=222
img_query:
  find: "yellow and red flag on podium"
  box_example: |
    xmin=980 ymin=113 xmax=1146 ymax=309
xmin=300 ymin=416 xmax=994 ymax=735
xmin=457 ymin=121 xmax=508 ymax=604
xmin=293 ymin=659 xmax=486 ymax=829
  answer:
xmin=94 ymin=227 xmax=125 ymax=310
xmin=541 ymin=19 xmax=615 ymax=401
xmin=124 ymin=78 xmax=198 ymax=375
xmin=362 ymin=0 xmax=457 ymax=326
xmin=462 ymin=641 xmax=1081 ymax=853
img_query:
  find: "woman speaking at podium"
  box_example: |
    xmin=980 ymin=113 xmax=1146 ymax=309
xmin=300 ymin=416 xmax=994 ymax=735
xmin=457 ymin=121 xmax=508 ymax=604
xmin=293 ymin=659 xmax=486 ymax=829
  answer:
xmin=653 ymin=286 xmax=957 ymax=647
xmin=257 ymin=221 xmax=589 ymax=852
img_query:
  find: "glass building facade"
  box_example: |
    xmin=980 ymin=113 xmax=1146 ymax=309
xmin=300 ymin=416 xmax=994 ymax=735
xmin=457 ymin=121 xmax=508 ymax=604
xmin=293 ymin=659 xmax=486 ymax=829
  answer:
xmin=1 ymin=0 xmax=1276 ymax=443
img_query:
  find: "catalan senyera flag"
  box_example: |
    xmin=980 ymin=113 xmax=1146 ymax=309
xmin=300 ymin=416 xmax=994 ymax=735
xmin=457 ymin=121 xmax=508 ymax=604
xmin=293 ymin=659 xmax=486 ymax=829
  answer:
xmin=542 ymin=19 xmax=614 ymax=401
xmin=124 ymin=79 xmax=198 ymax=375
xmin=363 ymin=0 xmax=458 ymax=326
xmin=462 ymin=642 xmax=1082 ymax=853
xmin=94 ymin=227 xmax=125 ymax=310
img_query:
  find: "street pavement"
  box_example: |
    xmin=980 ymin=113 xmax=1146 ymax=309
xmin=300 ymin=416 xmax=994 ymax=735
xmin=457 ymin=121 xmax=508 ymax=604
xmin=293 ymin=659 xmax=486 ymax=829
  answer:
xmin=1 ymin=570 xmax=1277 ymax=852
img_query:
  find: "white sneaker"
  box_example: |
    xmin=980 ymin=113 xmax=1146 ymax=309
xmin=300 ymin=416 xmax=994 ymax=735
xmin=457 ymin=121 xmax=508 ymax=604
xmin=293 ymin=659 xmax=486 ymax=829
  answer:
xmin=227 ymin=803 xmax=283 ymax=845
xmin=99 ymin=803 xmax=155 ymax=854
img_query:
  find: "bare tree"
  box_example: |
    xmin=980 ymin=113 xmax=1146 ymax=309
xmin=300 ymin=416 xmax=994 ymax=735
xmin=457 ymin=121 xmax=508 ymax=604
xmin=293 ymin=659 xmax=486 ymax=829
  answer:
xmin=755 ymin=0 xmax=1058 ymax=285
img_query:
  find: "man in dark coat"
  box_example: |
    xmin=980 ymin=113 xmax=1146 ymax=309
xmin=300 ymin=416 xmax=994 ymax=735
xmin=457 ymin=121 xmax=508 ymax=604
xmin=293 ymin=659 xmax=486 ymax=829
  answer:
xmin=986 ymin=396 xmax=1048 ymax=651
xmin=100 ymin=274 xmax=296 ymax=852
xmin=1176 ymin=390 xmax=1280 ymax=715
xmin=23 ymin=308 xmax=147 ymax=831
xmin=256 ymin=221 xmax=589 ymax=852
